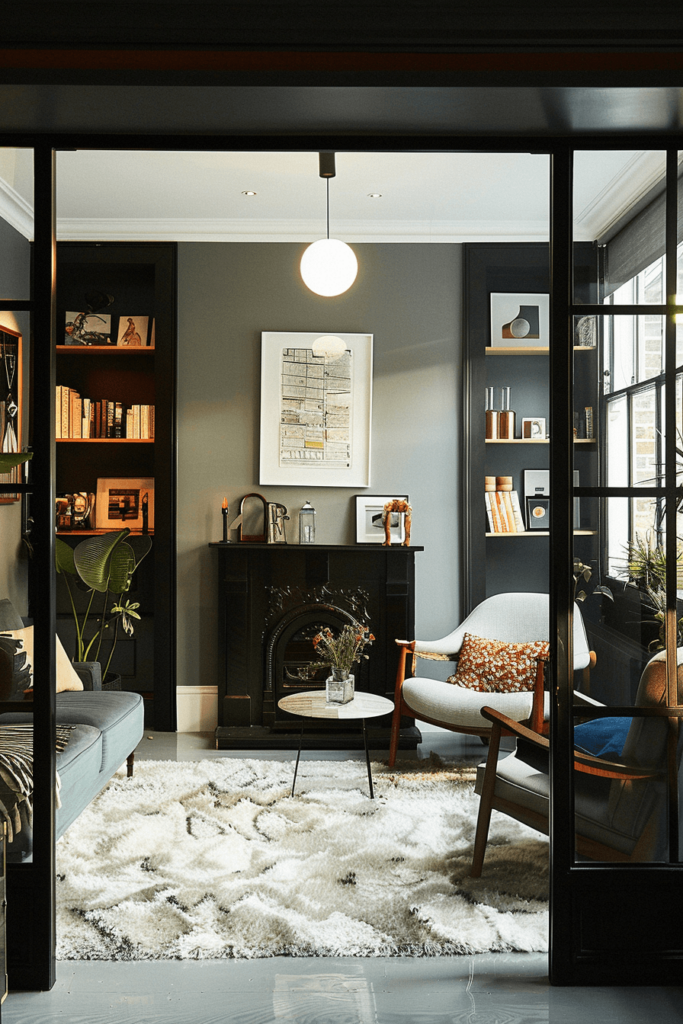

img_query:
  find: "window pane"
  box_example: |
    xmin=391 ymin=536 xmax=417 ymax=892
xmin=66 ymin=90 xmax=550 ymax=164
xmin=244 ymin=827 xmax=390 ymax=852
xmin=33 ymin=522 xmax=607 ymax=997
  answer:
xmin=0 ymin=148 xmax=32 ymax=302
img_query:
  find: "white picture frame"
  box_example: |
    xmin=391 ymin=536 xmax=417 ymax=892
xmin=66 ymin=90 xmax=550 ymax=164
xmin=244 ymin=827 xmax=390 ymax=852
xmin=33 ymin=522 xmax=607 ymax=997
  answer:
xmin=116 ymin=315 xmax=150 ymax=347
xmin=490 ymin=292 xmax=549 ymax=348
xmin=259 ymin=331 xmax=373 ymax=487
xmin=355 ymin=494 xmax=409 ymax=544
xmin=95 ymin=477 xmax=154 ymax=531
xmin=521 ymin=417 xmax=547 ymax=439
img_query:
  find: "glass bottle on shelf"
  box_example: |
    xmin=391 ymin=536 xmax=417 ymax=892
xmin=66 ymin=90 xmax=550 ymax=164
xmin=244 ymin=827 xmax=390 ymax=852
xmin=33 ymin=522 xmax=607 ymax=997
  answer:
xmin=485 ymin=387 xmax=499 ymax=439
xmin=299 ymin=500 xmax=316 ymax=543
xmin=498 ymin=386 xmax=516 ymax=439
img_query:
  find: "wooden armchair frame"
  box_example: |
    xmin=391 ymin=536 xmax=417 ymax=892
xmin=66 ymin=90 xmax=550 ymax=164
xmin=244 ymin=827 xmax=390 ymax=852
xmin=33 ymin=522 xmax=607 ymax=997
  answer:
xmin=470 ymin=706 xmax=663 ymax=877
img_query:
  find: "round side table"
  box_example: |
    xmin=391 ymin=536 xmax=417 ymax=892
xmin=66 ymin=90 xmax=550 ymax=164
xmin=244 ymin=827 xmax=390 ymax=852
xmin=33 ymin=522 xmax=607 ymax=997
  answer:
xmin=278 ymin=689 xmax=394 ymax=799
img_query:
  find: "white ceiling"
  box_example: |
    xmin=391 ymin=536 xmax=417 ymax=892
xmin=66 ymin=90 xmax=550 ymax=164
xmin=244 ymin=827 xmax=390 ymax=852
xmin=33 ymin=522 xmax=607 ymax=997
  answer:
xmin=0 ymin=148 xmax=668 ymax=245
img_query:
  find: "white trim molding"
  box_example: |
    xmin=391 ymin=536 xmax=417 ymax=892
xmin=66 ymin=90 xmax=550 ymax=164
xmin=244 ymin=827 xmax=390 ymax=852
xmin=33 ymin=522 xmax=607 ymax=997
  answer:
xmin=176 ymin=685 xmax=218 ymax=733
xmin=0 ymin=178 xmax=34 ymax=240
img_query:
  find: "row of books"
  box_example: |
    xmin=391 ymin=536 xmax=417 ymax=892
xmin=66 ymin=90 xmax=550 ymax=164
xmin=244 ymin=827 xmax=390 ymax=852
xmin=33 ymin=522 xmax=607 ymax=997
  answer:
xmin=56 ymin=386 xmax=155 ymax=439
xmin=485 ymin=489 xmax=525 ymax=533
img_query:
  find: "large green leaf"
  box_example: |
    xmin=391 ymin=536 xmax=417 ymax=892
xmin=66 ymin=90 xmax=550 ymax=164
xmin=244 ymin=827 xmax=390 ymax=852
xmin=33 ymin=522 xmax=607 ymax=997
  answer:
xmin=55 ymin=536 xmax=77 ymax=576
xmin=0 ymin=452 xmax=32 ymax=471
xmin=73 ymin=529 xmax=130 ymax=593
xmin=107 ymin=541 xmax=135 ymax=596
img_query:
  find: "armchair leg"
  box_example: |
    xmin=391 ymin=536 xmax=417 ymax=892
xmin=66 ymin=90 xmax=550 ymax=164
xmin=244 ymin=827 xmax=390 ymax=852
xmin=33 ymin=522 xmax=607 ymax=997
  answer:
xmin=389 ymin=641 xmax=414 ymax=768
xmin=388 ymin=699 xmax=402 ymax=768
xmin=470 ymin=720 xmax=502 ymax=878
xmin=126 ymin=751 xmax=135 ymax=778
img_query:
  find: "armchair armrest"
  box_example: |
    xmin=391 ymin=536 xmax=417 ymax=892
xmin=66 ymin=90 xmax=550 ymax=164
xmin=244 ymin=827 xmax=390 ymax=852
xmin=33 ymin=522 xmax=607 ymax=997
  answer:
xmin=480 ymin=705 xmax=661 ymax=781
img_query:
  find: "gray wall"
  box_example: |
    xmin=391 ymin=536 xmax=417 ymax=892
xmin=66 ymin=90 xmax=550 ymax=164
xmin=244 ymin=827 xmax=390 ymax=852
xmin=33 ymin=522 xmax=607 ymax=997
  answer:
xmin=0 ymin=216 xmax=30 ymax=616
xmin=177 ymin=242 xmax=462 ymax=689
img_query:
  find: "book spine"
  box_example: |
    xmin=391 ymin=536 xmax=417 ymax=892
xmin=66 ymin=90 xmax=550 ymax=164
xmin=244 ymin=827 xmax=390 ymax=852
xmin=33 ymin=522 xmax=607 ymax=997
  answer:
xmin=509 ymin=490 xmax=526 ymax=532
xmin=494 ymin=491 xmax=510 ymax=532
xmin=141 ymin=405 xmax=149 ymax=439
xmin=62 ymin=387 xmax=70 ymax=438
xmin=489 ymin=492 xmax=503 ymax=533
xmin=72 ymin=396 xmax=82 ymax=439
xmin=150 ymin=405 xmax=155 ymax=439
xmin=107 ymin=401 xmax=114 ymax=438
xmin=502 ymin=491 xmax=517 ymax=533
xmin=82 ymin=398 xmax=90 ymax=438
xmin=126 ymin=408 xmax=134 ymax=438
xmin=114 ymin=402 xmax=123 ymax=438
xmin=55 ymin=386 xmax=62 ymax=438
xmin=133 ymin=405 xmax=140 ymax=439
xmin=484 ymin=492 xmax=495 ymax=532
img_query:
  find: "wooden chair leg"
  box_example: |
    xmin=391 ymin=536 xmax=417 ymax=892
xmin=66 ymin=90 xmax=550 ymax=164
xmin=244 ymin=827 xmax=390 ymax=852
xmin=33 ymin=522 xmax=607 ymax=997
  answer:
xmin=126 ymin=751 xmax=135 ymax=778
xmin=389 ymin=641 xmax=414 ymax=768
xmin=470 ymin=719 xmax=502 ymax=878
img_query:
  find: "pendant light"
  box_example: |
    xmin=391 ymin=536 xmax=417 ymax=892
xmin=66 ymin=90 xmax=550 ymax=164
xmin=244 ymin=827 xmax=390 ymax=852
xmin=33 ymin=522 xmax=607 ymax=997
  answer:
xmin=300 ymin=153 xmax=358 ymax=297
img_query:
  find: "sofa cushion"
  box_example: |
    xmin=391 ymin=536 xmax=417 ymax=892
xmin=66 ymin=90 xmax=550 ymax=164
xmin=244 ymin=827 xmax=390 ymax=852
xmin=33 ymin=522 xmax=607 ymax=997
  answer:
xmin=55 ymin=725 xmax=104 ymax=839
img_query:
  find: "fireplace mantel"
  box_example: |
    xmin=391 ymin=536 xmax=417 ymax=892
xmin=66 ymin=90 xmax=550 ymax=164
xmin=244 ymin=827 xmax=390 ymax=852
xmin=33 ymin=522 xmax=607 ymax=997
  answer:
xmin=209 ymin=542 xmax=424 ymax=750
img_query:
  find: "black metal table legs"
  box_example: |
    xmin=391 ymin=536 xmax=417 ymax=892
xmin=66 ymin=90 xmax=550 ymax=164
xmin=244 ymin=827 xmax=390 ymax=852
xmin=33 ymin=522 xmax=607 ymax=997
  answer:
xmin=289 ymin=719 xmax=375 ymax=799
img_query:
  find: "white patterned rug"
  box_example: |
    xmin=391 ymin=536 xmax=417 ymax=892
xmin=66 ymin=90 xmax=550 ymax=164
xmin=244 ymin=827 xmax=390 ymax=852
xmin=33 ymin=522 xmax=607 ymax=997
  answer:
xmin=56 ymin=756 xmax=548 ymax=960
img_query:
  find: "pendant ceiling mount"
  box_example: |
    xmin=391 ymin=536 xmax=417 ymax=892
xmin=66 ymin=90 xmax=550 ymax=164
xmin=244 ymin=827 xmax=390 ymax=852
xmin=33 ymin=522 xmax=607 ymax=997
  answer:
xmin=300 ymin=153 xmax=358 ymax=298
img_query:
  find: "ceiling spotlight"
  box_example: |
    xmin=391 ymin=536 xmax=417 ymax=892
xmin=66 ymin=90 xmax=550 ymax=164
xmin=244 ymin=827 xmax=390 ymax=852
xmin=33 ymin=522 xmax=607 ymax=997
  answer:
xmin=367 ymin=193 xmax=382 ymax=198
xmin=300 ymin=153 xmax=358 ymax=298
xmin=241 ymin=190 xmax=257 ymax=196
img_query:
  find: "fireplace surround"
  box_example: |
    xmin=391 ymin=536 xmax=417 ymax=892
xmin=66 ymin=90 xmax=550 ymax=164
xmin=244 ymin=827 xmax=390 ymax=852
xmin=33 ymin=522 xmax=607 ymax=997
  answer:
xmin=209 ymin=543 xmax=423 ymax=750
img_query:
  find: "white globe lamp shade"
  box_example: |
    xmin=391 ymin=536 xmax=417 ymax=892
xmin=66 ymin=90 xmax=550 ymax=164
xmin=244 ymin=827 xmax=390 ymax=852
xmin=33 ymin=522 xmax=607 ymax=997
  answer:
xmin=311 ymin=335 xmax=347 ymax=360
xmin=300 ymin=238 xmax=358 ymax=297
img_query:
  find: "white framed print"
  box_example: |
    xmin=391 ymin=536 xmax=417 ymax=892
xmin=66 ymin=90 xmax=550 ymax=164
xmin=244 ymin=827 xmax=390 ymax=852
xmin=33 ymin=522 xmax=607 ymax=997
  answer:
xmin=490 ymin=293 xmax=549 ymax=348
xmin=95 ymin=477 xmax=154 ymax=531
xmin=259 ymin=332 xmax=373 ymax=487
xmin=521 ymin=417 xmax=547 ymax=439
xmin=355 ymin=494 xmax=409 ymax=544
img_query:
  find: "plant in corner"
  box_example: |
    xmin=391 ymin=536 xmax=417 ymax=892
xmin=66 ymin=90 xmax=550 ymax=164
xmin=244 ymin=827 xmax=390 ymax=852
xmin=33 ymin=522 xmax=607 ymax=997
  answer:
xmin=55 ymin=528 xmax=152 ymax=679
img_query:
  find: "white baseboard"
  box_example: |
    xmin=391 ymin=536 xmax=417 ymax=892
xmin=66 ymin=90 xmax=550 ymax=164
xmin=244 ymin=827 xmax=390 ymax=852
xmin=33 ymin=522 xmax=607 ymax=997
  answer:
xmin=176 ymin=685 xmax=218 ymax=733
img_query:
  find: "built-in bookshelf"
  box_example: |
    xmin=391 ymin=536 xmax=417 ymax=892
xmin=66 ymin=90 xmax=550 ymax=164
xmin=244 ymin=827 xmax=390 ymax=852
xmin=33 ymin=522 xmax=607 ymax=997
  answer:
xmin=53 ymin=243 xmax=177 ymax=730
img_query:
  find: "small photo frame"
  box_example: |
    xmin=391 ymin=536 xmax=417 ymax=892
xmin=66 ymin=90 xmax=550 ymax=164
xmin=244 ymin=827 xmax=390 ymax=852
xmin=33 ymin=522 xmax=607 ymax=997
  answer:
xmin=65 ymin=311 xmax=112 ymax=346
xmin=355 ymin=494 xmax=409 ymax=544
xmin=96 ymin=477 xmax=154 ymax=531
xmin=490 ymin=292 xmax=549 ymax=348
xmin=521 ymin=417 xmax=547 ymax=439
xmin=526 ymin=496 xmax=550 ymax=530
xmin=117 ymin=316 xmax=150 ymax=347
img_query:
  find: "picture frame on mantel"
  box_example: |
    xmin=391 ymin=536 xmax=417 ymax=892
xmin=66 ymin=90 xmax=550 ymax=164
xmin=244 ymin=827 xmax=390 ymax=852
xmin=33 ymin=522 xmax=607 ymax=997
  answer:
xmin=355 ymin=494 xmax=409 ymax=544
xmin=259 ymin=331 xmax=373 ymax=488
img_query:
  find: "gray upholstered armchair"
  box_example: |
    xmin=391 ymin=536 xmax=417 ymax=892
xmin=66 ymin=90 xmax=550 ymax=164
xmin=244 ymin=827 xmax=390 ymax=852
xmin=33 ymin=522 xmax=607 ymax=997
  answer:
xmin=470 ymin=647 xmax=682 ymax=873
xmin=388 ymin=592 xmax=595 ymax=767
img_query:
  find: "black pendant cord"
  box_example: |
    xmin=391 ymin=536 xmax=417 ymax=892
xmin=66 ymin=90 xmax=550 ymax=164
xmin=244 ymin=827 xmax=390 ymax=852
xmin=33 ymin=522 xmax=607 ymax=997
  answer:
xmin=326 ymin=178 xmax=330 ymax=240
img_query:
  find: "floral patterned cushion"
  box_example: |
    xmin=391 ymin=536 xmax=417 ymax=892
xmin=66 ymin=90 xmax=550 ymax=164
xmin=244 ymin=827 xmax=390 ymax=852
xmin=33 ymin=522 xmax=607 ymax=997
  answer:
xmin=447 ymin=632 xmax=549 ymax=693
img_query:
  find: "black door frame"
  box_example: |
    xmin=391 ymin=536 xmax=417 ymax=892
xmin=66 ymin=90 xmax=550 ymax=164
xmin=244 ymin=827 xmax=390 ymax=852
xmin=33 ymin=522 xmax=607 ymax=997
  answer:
xmin=8 ymin=131 xmax=683 ymax=989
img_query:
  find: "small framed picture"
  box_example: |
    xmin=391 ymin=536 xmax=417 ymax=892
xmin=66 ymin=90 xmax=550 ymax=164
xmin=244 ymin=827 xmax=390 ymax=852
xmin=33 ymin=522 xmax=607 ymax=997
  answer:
xmin=490 ymin=292 xmax=549 ymax=348
xmin=526 ymin=496 xmax=550 ymax=530
xmin=521 ymin=417 xmax=547 ymax=440
xmin=355 ymin=494 xmax=409 ymax=544
xmin=96 ymin=477 xmax=154 ymax=531
xmin=65 ymin=311 xmax=112 ymax=346
xmin=116 ymin=316 xmax=150 ymax=347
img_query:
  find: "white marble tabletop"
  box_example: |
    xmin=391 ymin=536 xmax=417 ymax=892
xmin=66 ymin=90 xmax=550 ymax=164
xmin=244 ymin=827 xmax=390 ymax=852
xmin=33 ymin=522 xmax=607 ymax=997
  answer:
xmin=278 ymin=689 xmax=394 ymax=720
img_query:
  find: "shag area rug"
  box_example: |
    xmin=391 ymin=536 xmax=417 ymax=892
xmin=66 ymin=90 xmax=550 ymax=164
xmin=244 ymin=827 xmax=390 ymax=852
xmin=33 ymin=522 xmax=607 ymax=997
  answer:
xmin=56 ymin=756 xmax=548 ymax=960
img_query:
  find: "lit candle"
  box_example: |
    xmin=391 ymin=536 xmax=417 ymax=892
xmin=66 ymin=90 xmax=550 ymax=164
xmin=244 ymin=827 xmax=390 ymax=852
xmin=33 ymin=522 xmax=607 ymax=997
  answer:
xmin=222 ymin=497 xmax=229 ymax=543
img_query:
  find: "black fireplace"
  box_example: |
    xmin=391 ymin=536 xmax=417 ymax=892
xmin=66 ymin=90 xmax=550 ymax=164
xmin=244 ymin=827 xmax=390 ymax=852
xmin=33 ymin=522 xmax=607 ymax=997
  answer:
xmin=209 ymin=543 xmax=423 ymax=750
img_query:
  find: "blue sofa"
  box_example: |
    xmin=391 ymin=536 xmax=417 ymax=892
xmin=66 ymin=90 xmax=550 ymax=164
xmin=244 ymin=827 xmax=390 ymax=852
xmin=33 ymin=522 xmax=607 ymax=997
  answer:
xmin=0 ymin=664 xmax=145 ymax=862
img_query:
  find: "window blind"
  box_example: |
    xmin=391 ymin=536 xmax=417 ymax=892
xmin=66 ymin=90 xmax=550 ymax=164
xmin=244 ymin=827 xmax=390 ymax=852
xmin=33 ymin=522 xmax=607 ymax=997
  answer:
xmin=604 ymin=177 xmax=683 ymax=297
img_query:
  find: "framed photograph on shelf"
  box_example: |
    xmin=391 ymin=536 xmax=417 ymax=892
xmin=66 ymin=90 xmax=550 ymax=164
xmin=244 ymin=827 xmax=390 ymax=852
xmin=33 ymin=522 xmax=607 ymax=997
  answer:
xmin=526 ymin=495 xmax=550 ymax=530
xmin=490 ymin=293 xmax=549 ymax=348
xmin=521 ymin=417 xmax=547 ymax=439
xmin=96 ymin=477 xmax=154 ymax=531
xmin=355 ymin=494 xmax=409 ymax=544
xmin=259 ymin=331 xmax=373 ymax=487
xmin=116 ymin=316 xmax=150 ymax=347
xmin=64 ymin=311 xmax=112 ymax=346
xmin=0 ymin=327 xmax=23 ymax=503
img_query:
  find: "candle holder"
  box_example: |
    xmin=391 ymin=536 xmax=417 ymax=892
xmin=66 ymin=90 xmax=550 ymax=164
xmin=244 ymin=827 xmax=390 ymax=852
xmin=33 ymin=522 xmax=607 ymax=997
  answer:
xmin=221 ymin=498 xmax=232 ymax=543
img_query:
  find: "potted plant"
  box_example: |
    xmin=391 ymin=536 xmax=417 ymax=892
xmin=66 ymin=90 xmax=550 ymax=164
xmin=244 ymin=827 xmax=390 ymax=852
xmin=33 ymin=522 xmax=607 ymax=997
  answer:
xmin=55 ymin=528 xmax=152 ymax=687
xmin=312 ymin=620 xmax=375 ymax=704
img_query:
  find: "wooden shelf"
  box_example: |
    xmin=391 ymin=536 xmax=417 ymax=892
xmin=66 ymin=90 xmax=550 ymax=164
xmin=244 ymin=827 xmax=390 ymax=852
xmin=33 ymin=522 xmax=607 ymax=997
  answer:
xmin=56 ymin=529 xmax=154 ymax=536
xmin=486 ymin=530 xmax=597 ymax=538
xmin=485 ymin=437 xmax=596 ymax=444
xmin=56 ymin=346 xmax=155 ymax=354
xmin=56 ymin=437 xmax=153 ymax=443
xmin=485 ymin=346 xmax=596 ymax=355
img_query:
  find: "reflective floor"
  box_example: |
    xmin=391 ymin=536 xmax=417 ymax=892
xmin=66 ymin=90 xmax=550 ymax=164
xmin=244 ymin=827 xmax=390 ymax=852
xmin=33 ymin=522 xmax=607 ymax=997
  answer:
xmin=5 ymin=729 xmax=682 ymax=1023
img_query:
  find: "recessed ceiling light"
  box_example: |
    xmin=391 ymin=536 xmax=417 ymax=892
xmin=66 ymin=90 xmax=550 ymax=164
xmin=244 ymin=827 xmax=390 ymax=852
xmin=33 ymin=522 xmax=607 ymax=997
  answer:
xmin=242 ymin=190 xmax=257 ymax=196
xmin=367 ymin=193 xmax=382 ymax=198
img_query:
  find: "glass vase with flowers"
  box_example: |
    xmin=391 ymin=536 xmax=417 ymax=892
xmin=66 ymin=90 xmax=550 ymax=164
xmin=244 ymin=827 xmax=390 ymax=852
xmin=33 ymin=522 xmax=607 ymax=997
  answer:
xmin=312 ymin=621 xmax=375 ymax=704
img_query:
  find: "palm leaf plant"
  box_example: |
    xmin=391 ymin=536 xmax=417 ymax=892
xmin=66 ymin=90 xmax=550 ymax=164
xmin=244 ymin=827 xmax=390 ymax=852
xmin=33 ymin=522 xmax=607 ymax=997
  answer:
xmin=55 ymin=528 xmax=152 ymax=676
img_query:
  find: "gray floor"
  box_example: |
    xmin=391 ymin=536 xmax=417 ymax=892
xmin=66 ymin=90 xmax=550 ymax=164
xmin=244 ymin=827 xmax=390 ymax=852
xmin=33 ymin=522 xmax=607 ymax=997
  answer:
xmin=5 ymin=729 xmax=682 ymax=1023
